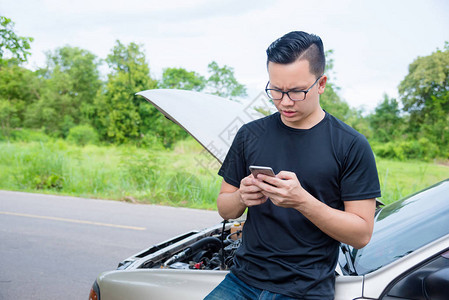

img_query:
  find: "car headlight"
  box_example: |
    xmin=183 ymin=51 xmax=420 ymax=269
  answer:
xmin=89 ymin=280 xmax=100 ymax=300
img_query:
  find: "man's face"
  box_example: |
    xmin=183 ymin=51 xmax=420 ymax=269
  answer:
xmin=267 ymin=59 xmax=326 ymax=129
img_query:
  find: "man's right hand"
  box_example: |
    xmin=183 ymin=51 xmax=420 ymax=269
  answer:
xmin=217 ymin=176 xmax=268 ymax=220
xmin=239 ymin=175 xmax=268 ymax=207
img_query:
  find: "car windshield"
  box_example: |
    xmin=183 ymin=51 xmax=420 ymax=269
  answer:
xmin=350 ymin=179 xmax=449 ymax=275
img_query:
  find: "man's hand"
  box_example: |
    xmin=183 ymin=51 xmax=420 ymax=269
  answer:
xmin=252 ymin=171 xmax=305 ymax=209
xmin=216 ymin=175 xmax=270 ymax=220
xmin=239 ymin=174 xmax=269 ymax=207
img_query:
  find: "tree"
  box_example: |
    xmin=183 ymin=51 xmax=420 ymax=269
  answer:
xmin=0 ymin=99 xmax=17 ymax=137
xmin=159 ymin=67 xmax=205 ymax=91
xmin=0 ymin=16 xmax=40 ymax=137
xmin=0 ymin=64 xmax=41 ymax=136
xmin=0 ymin=16 xmax=33 ymax=66
xmin=320 ymin=83 xmax=351 ymax=121
xmin=25 ymin=46 xmax=101 ymax=136
xmin=398 ymin=43 xmax=449 ymax=132
xmin=206 ymin=61 xmax=247 ymax=99
xmin=398 ymin=43 xmax=449 ymax=155
xmin=369 ymin=94 xmax=403 ymax=142
xmin=419 ymin=93 xmax=449 ymax=157
xmin=321 ymin=50 xmax=353 ymax=122
xmin=94 ymin=40 xmax=157 ymax=144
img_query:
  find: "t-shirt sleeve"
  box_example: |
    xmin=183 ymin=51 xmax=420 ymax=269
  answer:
xmin=218 ymin=126 xmax=249 ymax=188
xmin=340 ymin=135 xmax=381 ymax=201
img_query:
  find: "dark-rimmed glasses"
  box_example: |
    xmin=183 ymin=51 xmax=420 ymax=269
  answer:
xmin=265 ymin=75 xmax=323 ymax=101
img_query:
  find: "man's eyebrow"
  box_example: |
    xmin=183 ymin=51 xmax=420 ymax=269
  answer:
xmin=269 ymin=83 xmax=307 ymax=91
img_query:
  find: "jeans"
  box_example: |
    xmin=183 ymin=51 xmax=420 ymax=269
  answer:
xmin=204 ymin=272 xmax=298 ymax=300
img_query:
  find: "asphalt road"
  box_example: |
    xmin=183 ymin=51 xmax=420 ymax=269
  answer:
xmin=0 ymin=190 xmax=222 ymax=300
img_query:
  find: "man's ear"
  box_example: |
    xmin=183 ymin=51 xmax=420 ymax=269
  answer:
xmin=317 ymin=75 xmax=327 ymax=95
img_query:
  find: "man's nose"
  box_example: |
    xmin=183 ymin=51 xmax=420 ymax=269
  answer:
xmin=280 ymin=93 xmax=294 ymax=105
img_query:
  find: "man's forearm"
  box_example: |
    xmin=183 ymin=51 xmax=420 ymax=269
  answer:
xmin=295 ymin=191 xmax=375 ymax=249
xmin=217 ymin=189 xmax=247 ymax=220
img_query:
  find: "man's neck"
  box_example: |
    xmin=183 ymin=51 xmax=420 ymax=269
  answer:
xmin=281 ymin=108 xmax=325 ymax=129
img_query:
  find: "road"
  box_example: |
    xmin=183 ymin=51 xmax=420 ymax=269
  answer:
xmin=0 ymin=190 xmax=222 ymax=300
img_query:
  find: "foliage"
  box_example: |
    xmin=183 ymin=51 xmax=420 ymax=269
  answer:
xmin=321 ymin=83 xmax=352 ymax=121
xmin=94 ymin=40 xmax=158 ymax=144
xmin=320 ymin=50 xmax=373 ymax=139
xmin=398 ymin=43 xmax=449 ymax=155
xmin=159 ymin=67 xmax=206 ymax=91
xmin=2 ymin=141 xmax=66 ymax=191
xmin=369 ymin=94 xmax=404 ymax=142
xmin=345 ymin=109 xmax=372 ymax=140
xmin=1 ymin=128 xmax=50 ymax=142
xmin=206 ymin=61 xmax=247 ymax=99
xmin=0 ymin=98 xmax=17 ymax=137
xmin=0 ymin=16 xmax=33 ymax=66
xmin=67 ymin=124 xmax=99 ymax=146
xmin=399 ymin=42 xmax=449 ymax=116
xmin=372 ymin=138 xmax=440 ymax=161
xmin=0 ymin=139 xmax=223 ymax=209
xmin=24 ymin=46 xmax=101 ymax=137
xmin=0 ymin=17 xmax=250 ymax=148
xmin=0 ymin=64 xmax=41 ymax=136
xmin=321 ymin=50 xmax=354 ymax=122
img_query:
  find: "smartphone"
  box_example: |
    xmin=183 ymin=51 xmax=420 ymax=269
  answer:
xmin=249 ymin=165 xmax=275 ymax=178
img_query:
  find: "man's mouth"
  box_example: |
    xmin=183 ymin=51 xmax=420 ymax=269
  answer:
xmin=282 ymin=110 xmax=296 ymax=117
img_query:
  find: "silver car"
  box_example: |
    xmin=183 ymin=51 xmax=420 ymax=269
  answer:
xmin=89 ymin=89 xmax=449 ymax=300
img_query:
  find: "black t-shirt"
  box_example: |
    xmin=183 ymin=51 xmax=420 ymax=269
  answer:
xmin=218 ymin=112 xmax=381 ymax=299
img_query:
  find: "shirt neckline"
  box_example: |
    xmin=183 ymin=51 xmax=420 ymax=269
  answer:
xmin=275 ymin=111 xmax=329 ymax=133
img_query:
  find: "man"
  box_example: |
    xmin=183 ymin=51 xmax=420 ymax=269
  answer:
xmin=205 ymin=31 xmax=381 ymax=299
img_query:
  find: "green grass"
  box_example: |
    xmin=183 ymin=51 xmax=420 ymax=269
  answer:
xmin=376 ymin=158 xmax=449 ymax=204
xmin=0 ymin=138 xmax=448 ymax=209
xmin=0 ymin=138 xmax=222 ymax=209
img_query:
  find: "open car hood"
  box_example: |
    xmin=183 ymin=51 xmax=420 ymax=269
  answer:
xmin=137 ymin=89 xmax=266 ymax=163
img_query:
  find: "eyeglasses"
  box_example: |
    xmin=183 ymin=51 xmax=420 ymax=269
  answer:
xmin=265 ymin=75 xmax=323 ymax=101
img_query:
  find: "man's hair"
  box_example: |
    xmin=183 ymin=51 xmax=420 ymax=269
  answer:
xmin=266 ymin=31 xmax=325 ymax=77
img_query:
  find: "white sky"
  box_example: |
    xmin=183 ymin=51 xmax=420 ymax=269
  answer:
xmin=1 ymin=0 xmax=448 ymax=113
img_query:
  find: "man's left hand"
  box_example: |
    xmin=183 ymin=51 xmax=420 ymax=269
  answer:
xmin=252 ymin=171 xmax=307 ymax=209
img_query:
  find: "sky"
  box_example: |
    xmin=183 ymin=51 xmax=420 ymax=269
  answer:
xmin=1 ymin=0 xmax=448 ymax=113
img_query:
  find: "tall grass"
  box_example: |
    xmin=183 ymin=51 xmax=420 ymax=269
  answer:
xmin=0 ymin=139 xmax=222 ymax=209
xmin=0 ymin=137 xmax=448 ymax=209
xmin=376 ymin=159 xmax=449 ymax=204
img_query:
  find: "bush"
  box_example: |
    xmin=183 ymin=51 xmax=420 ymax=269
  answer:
xmin=67 ymin=125 xmax=99 ymax=146
xmin=9 ymin=142 xmax=66 ymax=191
xmin=372 ymin=138 xmax=441 ymax=161
xmin=138 ymin=132 xmax=165 ymax=150
xmin=120 ymin=151 xmax=161 ymax=190
xmin=374 ymin=142 xmax=405 ymax=160
xmin=1 ymin=128 xmax=51 ymax=142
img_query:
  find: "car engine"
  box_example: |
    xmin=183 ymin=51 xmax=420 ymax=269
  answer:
xmin=162 ymin=221 xmax=243 ymax=270
xmin=117 ymin=221 xmax=243 ymax=271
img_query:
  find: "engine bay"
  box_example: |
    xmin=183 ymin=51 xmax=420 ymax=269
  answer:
xmin=117 ymin=221 xmax=244 ymax=271
xmin=162 ymin=221 xmax=243 ymax=270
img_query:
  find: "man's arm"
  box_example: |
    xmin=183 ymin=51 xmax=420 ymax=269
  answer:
xmin=253 ymin=171 xmax=376 ymax=249
xmin=294 ymin=194 xmax=375 ymax=249
xmin=217 ymin=180 xmax=245 ymax=220
xmin=217 ymin=176 xmax=269 ymax=220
